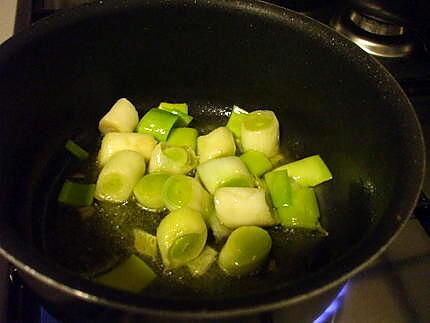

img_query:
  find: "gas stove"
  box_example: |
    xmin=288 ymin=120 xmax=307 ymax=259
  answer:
xmin=0 ymin=0 xmax=430 ymax=322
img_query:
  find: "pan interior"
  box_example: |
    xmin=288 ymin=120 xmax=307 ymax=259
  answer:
xmin=34 ymin=98 xmax=338 ymax=300
xmin=0 ymin=0 xmax=422 ymax=308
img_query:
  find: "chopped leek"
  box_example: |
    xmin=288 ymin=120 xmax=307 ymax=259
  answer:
xmin=136 ymin=108 xmax=178 ymax=141
xmin=277 ymin=184 xmax=321 ymax=230
xmin=264 ymin=170 xmax=292 ymax=208
xmin=172 ymin=111 xmax=193 ymax=127
xmin=218 ymin=226 xmax=272 ymax=277
xmin=95 ymin=150 xmax=146 ymax=202
xmin=208 ymin=211 xmax=232 ymax=242
xmin=167 ymin=127 xmax=198 ymax=151
xmin=94 ymin=255 xmax=156 ymax=293
xmin=201 ymin=191 xmax=214 ymax=222
xmin=58 ymin=181 xmax=95 ymax=207
xmin=156 ymin=208 xmax=207 ymax=268
xmin=226 ymin=105 xmax=248 ymax=138
xmin=158 ymin=102 xmax=188 ymax=114
xmin=197 ymin=156 xmax=254 ymax=194
xmin=66 ymin=100 xmax=334 ymax=286
xmin=214 ymin=187 xmax=276 ymax=228
xmin=197 ymin=127 xmax=236 ymax=163
xmin=148 ymin=143 xmax=197 ymax=175
xmin=254 ymin=176 xmax=273 ymax=207
xmin=98 ymin=98 xmax=139 ymax=134
xmin=241 ymin=110 xmax=279 ymax=157
xmin=133 ymin=228 xmax=158 ymax=260
xmin=65 ymin=139 xmax=89 ymax=160
xmin=98 ymin=132 xmax=157 ymax=167
xmin=186 ymin=246 xmax=218 ymax=277
xmin=133 ymin=173 xmax=170 ymax=211
xmin=162 ymin=175 xmax=209 ymax=214
xmin=240 ymin=150 xmax=272 ymax=177
xmin=275 ymin=155 xmax=332 ymax=187
xmin=158 ymin=102 xmax=192 ymax=127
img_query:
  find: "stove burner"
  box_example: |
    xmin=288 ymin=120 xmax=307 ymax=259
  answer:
xmin=331 ymin=10 xmax=416 ymax=58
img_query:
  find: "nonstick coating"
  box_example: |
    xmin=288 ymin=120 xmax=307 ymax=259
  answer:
xmin=0 ymin=0 xmax=424 ymax=318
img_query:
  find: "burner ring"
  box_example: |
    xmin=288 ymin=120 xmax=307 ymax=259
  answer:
xmin=349 ymin=10 xmax=405 ymax=36
xmin=331 ymin=11 xmax=415 ymax=58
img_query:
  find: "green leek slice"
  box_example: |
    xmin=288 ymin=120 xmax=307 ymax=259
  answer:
xmin=156 ymin=208 xmax=207 ymax=268
xmin=240 ymin=150 xmax=272 ymax=177
xmin=226 ymin=105 xmax=248 ymax=138
xmin=264 ymin=170 xmax=292 ymax=208
xmin=94 ymin=255 xmax=156 ymax=293
xmin=58 ymin=181 xmax=95 ymax=207
xmin=167 ymin=127 xmax=198 ymax=151
xmin=65 ymin=140 xmax=89 ymax=160
xmin=136 ymin=108 xmax=178 ymax=141
xmin=218 ymin=226 xmax=272 ymax=277
xmin=133 ymin=228 xmax=158 ymax=260
xmin=275 ymin=155 xmax=332 ymax=187
xmin=133 ymin=173 xmax=170 ymax=211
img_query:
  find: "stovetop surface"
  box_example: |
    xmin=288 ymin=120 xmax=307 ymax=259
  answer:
xmin=0 ymin=1 xmax=430 ymax=322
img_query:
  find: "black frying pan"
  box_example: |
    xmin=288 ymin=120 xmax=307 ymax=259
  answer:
xmin=0 ymin=0 xmax=425 ymax=321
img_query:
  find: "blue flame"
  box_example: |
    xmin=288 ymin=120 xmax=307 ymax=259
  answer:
xmin=40 ymin=306 xmax=58 ymax=323
xmin=313 ymin=282 xmax=350 ymax=323
xmin=40 ymin=282 xmax=351 ymax=323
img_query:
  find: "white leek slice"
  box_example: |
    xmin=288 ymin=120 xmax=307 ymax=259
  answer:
xmin=208 ymin=211 xmax=232 ymax=242
xmin=186 ymin=246 xmax=218 ymax=277
xmin=99 ymin=98 xmax=139 ymax=134
xmin=98 ymin=132 xmax=156 ymax=167
xmin=214 ymin=187 xmax=276 ymax=228
xmin=148 ymin=143 xmax=197 ymax=175
xmin=241 ymin=110 xmax=280 ymax=158
xmin=197 ymin=156 xmax=254 ymax=194
xmin=197 ymin=127 xmax=236 ymax=163
xmin=95 ymin=150 xmax=146 ymax=202
xmin=162 ymin=175 xmax=209 ymax=214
